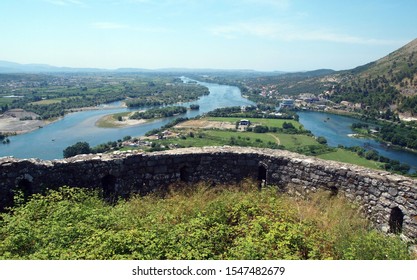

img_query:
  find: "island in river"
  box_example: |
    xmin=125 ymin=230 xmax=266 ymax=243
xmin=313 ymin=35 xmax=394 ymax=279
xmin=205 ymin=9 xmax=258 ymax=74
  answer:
xmin=95 ymin=112 xmax=148 ymax=128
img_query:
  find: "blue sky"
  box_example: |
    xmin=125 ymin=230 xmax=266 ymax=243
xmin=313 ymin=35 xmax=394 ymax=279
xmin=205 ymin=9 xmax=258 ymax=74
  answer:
xmin=1 ymin=0 xmax=416 ymax=71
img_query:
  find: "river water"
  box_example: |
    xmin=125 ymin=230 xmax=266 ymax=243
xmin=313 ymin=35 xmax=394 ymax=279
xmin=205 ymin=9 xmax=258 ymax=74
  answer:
xmin=0 ymin=78 xmax=254 ymax=160
xmin=1 ymin=79 xmax=416 ymax=173
xmin=298 ymin=111 xmax=417 ymax=173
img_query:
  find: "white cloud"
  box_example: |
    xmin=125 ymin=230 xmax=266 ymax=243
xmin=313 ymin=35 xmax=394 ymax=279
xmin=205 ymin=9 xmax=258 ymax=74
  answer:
xmin=209 ymin=21 xmax=402 ymax=46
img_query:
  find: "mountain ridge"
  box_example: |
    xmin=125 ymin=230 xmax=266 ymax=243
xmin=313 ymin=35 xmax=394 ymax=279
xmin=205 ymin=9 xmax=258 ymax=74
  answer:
xmin=0 ymin=60 xmax=287 ymax=75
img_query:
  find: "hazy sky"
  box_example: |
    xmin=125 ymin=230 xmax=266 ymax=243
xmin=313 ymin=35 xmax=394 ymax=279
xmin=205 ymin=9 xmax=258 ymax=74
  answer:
xmin=1 ymin=0 xmax=416 ymax=71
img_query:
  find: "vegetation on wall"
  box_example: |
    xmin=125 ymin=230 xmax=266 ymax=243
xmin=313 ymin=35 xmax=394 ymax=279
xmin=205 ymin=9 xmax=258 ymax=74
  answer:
xmin=0 ymin=181 xmax=412 ymax=260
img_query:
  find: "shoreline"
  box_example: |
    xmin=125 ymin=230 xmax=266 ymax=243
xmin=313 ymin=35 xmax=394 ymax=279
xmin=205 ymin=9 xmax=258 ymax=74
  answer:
xmin=0 ymin=116 xmax=61 ymax=136
xmin=0 ymin=103 xmax=128 ymax=136
xmin=95 ymin=112 xmax=148 ymax=128
xmin=301 ymin=108 xmax=417 ymax=158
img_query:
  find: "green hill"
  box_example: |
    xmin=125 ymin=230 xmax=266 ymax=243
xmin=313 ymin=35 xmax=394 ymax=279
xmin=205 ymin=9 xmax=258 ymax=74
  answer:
xmin=350 ymin=38 xmax=417 ymax=82
xmin=327 ymin=38 xmax=417 ymax=115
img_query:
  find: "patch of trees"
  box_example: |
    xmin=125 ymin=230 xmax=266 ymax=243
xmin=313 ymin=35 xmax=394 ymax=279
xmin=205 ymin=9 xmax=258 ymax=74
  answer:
xmin=206 ymin=106 xmax=297 ymax=120
xmin=399 ymin=95 xmax=417 ymax=114
xmin=144 ymin=117 xmax=189 ymax=136
xmin=351 ymin=123 xmax=369 ymax=130
xmin=253 ymin=125 xmax=269 ymax=133
xmin=63 ymin=142 xmax=92 ymax=158
xmin=247 ymin=121 xmax=308 ymax=135
xmin=63 ymin=136 xmax=132 ymax=158
xmin=125 ymin=83 xmax=209 ymax=108
xmin=294 ymin=145 xmax=335 ymax=156
xmin=340 ymin=145 xmax=410 ymax=174
xmin=130 ymin=106 xmax=187 ymax=120
xmin=206 ymin=106 xmax=242 ymax=117
xmin=316 ymin=136 xmax=327 ymax=145
xmin=378 ymin=123 xmax=417 ymax=150
xmin=330 ymin=81 xmax=401 ymax=112
xmin=5 ymin=74 xmax=209 ymax=120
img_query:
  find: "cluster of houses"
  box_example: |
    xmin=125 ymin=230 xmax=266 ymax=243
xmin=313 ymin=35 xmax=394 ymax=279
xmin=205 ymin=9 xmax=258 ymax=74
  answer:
xmin=259 ymin=85 xmax=279 ymax=99
xmin=279 ymin=95 xmax=366 ymax=113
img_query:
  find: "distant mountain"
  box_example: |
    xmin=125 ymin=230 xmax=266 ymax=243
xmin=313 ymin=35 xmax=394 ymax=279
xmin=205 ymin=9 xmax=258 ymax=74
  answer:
xmin=280 ymin=69 xmax=336 ymax=79
xmin=0 ymin=60 xmax=105 ymax=73
xmin=349 ymin=38 xmax=417 ymax=80
xmin=0 ymin=60 xmax=287 ymax=75
xmin=327 ymin=38 xmax=417 ymax=115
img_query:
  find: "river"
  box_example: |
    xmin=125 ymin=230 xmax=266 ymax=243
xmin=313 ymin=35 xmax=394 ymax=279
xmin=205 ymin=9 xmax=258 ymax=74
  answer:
xmin=298 ymin=111 xmax=417 ymax=173
xmin=1 ymin=79 xmax=417 ymax=173
xmin=0 ymin=78 xmax=254 ymax=160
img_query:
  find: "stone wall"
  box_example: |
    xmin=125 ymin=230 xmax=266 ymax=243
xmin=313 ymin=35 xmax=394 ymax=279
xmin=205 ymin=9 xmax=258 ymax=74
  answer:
xmin=1 ymin=146 xmax=416 ymax=239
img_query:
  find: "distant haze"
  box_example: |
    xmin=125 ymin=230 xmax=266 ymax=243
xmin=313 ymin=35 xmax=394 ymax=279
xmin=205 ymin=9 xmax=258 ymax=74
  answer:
xmin=0 ymin=0 xmax=416 ymax=71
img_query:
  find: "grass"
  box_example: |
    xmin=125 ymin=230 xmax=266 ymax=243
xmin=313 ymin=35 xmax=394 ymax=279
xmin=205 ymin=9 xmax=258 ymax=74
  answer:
xmin=95 ymin=112 xmax=131 ymax=128
xmin=0 ymin=97 xmax=13 ymax=106
xmin=0 ymin=182 xmax=412 ymax=260
xmin=317 ymin=149 xmax=385 ymax=170
xmin=30 ymin=97 xmax=69 ymax=105
xmin=142 ymin=116 xmax=390 ymax=172
xmin=158 ymin=129 xmax=287 ymax=149
xmin=277 ymin=134 xmax=319 ymax=149
xmin=208 ymin=117 xmax=303 ymax=130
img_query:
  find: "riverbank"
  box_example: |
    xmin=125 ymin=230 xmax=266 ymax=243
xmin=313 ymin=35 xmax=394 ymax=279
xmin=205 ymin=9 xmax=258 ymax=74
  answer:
xmin=351 ymin=127 xmax=417 ymax=155
xmin=95 ymin=112 xmax=148 ymax=128
xmin=0 ymin=109 xmax=58 ymax=135
xmin=0 ymin=102 xmax=129 ymax=135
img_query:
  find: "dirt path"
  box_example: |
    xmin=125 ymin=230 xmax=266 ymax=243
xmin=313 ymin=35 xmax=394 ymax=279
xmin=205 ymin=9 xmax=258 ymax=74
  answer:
xmin=267 ymin=133 xmax=281 ymax=145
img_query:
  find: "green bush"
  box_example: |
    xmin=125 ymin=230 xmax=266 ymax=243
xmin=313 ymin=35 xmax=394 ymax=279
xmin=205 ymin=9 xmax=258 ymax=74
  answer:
xmin=0 ymin=183 xmax=413 ymax=260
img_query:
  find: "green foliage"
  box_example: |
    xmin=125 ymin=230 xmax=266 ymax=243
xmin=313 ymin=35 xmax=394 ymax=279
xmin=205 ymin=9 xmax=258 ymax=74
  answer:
xmin=63 ymin=142 xmax=91 ymax=158
xmin=335 ymin=230 xmax=411 ymax=260
xmin=144 ymin=117 xmax=189 ymax=136
xmin=0 ymin=182 xmax=412 ymax=260
xmin=253 ymin=125 xmax=269 ymax=133
xmin=316 ymin=136 xmax=327 ymax=145
xmin=340 ymin=145 xmax=410 ymax=174
xmin=4 ymin=74 xmax=208 ymax=120
xmin=125 ymin=83 xmax=209 ymax=108
xmin=295 ymin=145 xmax=335 ymax=156
xmin=130 ymin=106 xmax=187 ymax=120
xmin=379 ymin=122 xmax=417 ymax=150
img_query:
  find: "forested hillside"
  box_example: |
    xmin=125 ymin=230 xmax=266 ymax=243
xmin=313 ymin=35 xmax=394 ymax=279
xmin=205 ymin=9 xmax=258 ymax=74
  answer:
xmin=330 ymin=38 xmax=417 ymax=115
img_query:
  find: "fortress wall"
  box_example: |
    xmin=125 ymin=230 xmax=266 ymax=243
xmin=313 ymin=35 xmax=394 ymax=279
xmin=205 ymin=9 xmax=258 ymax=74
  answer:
xmin=1 ymin=146 xmax=416 ymax=239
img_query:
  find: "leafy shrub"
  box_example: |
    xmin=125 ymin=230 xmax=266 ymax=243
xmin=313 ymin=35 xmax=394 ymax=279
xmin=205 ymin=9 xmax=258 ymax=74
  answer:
xmin=0 ymin=182 xmax=412 ymax=260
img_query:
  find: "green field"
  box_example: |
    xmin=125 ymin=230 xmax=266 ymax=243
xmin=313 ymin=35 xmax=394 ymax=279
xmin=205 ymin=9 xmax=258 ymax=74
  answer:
xmin=156 ymin=127 xmax=320 ymax=151
xmin=150 ymin=116 xmax=391 ymax=172
xmin=317 ymin=149 xmax=384 ymax=170
xmin=0 ymin=97 xmax=13 ymax=106
xmin=277 ymin=134 xmax=318 ymax=149
xmin=208 ymin=117 xmax=303 ymax=130
xmin=30 ymin=97 xmax=70 ymax=105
